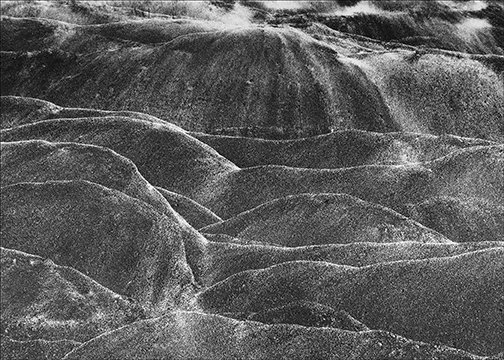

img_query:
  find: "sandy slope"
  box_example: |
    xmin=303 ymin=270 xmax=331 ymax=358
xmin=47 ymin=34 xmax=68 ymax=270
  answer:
xmin=1 ymin=5 xmax=503 ymax=358
xmin=193 ymin=130 xmax=495 ymax=168
xmin=0 ymin=139 xmax=213 ymax=282
xmin=198 ymin=249 xmax=504 ymax=355
xmin=2 ymin=16 xmax=502 ymax=140
xmin=405 ymin=196 xmax=504 ymax=243
xmin=62 ymin=311 xmax=488 ymax=360
xmin=1 ymin=180 xmax=195 ymax=313
xmin=2 ymin=118 xmax=502 ymax=244
xmin=0 ymin=117 xmax=238 ymax=197
xmin=0 ymin=16 xmax=395 ymax=136
xmin=196 ymin=145 xmax=503 ymax=220
xmin=1 ymin=247 xmax=142 ymax=342
xmin=155 ymin=186 xmax=221 ymax=229
xmin=0 ymin=96 xmax=168 ymax=129
xmin=202 ymin=240 xmax=503 ymax=285
xmin=201 ymin=193 xmax=452 ymax=245
xmin=1 ymin=140 xmax=173 ymax=215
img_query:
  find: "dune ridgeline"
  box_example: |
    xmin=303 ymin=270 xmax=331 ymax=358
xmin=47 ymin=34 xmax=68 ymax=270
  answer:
xmin=1 ymin=1 xmax=503 ymax=359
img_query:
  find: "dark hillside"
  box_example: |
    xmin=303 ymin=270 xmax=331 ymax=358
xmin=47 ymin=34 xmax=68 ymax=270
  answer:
xmin=198 ymin=249 xmax=504 ymax=355
xmin=202 ymin=240 xmax=503 ymax=285
xmin=194 ymin=130 xmax=495 ymax=168
xmin=0 ymin=96 xmax=168 ymax=129
xmin=1 ymin=247 xmax=143 ymax=342
xmin=201 ymin=193 xmax=452 ymax=246
xmin=0 ymin=140 xmax=173 ymax=216
xmin=0 ymin=181 xmax=194 ymax=313
xmin=1 ymin=1 xmax=502 ymax=357
xmin=0 ymin=117 xmax=238 ymax=197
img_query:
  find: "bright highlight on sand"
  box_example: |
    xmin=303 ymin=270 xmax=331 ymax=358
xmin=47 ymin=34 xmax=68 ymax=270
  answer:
xmin=324 ymin=2 xmax=383 ymax=16
xmin=456 ymin=17 xmax=492 ymax=41
xmin=447 ymin=0 xmax=488 ymax=12
xmin=259 ymin=1 xmax=308 ymax=10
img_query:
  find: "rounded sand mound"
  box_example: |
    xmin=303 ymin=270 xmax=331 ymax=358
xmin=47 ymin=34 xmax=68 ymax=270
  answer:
xmin=2 ymin=19 xmax=397 ymax=137
xmin=198 ymin=249 xmax=504 ymax=355
xmin=1 ymin=180 xmax=194 ymax=313
xmin=193 ymin=130 xmax=495 ymax=168
xmin=197 ymin=145 xmax=503 ymax=221
xmin=201 ymin=193 xmax=451 ymax=246
xmin=202 ymin=239 xmax=503 ymax=285
xmin=155 ymin=186 xmax=221 ymax=229
xmin=0 ymin=96 xmax=167 ymax=129
xmin=0 ymin=117 xmax=238 ymax=197
xmin=1 ymin=247 xmax=143 ymax=342
xmin=62 ymin=311 xmax=487 ymax=360
xmin=1 ymin=140 xmax=172 ymax=216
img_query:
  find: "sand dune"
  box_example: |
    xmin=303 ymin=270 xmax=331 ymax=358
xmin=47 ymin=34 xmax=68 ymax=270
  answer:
xmin=5 ymin=96 xmax=495 ymax=169
xmin=155 ymin=186 xmax=221 ymax=229
xmin=1 ymin=3 xmax=502 ymax=358
xmin=62 ymin=310 xmax=488 ymax=360
xmin=1 ymin=140 xmax=173 ymax=216
xmin=198 ymin=249 xmax=504 ymax=355
xmin=0 ymin=117 xmax=238 ymax=197
xmin=267 ymin=1 xmax=503 ymax=54
xmin=202 ymin=239 xmax=503 ymax=285
xmin=2 ymin=16 xmax=502 ymax=139
xmin=1 ymin=16 xmax=399 ymax=137
xmin=201 ymin=193 xmax=452 ymax=246
xmin=0 ymin=96 xmax=167 ymax=129
xmin=357 ymin=52 xmax=504 ymax=142
xmin=0 ymin=139 xmax=215 ymax=284
xmin=3 ymin=120 xmax=501 ymax=229
xmin=405 ymin=196 xmax=504 ymax=243
xmin=236 ymin=301 xmax=370 ymax=331
xmin=193 ymin=130 xmax=495 ymax=168
xmin=199 ymin=145 xmax=504 ymax=220
xmin=0 ymin=181 xmax=194 ymax=313
xmin=1 ymin=247 xmax=143 ymax=342
xmin=315 ymin=7 xmax=504 ymax=55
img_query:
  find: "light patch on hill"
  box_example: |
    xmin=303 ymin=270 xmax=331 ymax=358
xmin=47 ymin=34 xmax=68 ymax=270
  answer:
xmin=106 ymin=0 xmax=254 ymax=27
xmin=324 ymin=2 xmax=384 ymax=16
xmin=220 ymin=3 xmax=254 ymax=27
xmin=446 ymin=0 xmax=488 ymax=12
xmin=258 ymin=1 xmax=309 ymax=11
xmin=250 ymin=0 xmax=389 ymax=15
xmin=456 ymin=17 xmax=492 ymax=42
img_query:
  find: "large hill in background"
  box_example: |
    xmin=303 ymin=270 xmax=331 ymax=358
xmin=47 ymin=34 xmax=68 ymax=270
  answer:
xmin=1 ymin=1 xmax=503 ymax=359
xmin=1 ymin=0 xmax=503 ymax=140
